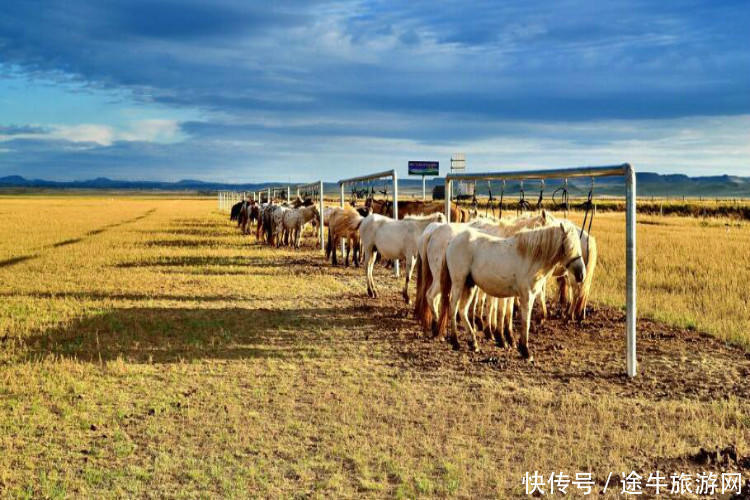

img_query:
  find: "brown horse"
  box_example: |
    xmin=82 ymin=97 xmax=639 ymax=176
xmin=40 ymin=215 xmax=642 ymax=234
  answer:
xmin=366 ymin=199 xmax=471 ymax=221
xmin=326 ymin=207 xmax=363 ymax=266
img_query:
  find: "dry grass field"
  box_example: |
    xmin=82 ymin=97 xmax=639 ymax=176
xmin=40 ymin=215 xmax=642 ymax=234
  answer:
xmin=0 ymin=196 xmax=749 ymax=498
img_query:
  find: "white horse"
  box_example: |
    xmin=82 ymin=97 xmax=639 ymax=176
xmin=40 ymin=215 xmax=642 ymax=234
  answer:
xmin=359 ymin=212 xmax=446 ymax=303
xmin=437 ymin=221 xmax=585 ymax=360
xmin=415 ymin=213 xmax=550 ymax=343
xmin=282 ymin=205 xmax=320 ymax=249
xmin=271 ymin=205 xmax=290 ymax=247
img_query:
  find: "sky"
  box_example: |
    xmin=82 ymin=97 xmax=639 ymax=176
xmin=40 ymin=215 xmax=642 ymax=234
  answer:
xmin=0 ymin=0 xmax=748 ymax=182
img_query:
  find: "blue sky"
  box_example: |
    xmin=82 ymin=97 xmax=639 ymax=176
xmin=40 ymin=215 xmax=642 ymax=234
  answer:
xmin=0 ymin=0 xmax=748 ymax=182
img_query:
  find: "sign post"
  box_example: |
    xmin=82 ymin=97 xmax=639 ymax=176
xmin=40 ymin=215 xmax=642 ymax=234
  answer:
xmin=408 ymin=161 xmax=439 ymax=200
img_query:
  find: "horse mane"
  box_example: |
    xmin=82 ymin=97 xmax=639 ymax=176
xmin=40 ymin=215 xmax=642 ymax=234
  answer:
xmin=498 ymin=212 xmax=547 ymax=234
xmin=515 ymin=221 xmax=578 ymax=269
xmin=403 ymin=212 xmax=444 ymax=222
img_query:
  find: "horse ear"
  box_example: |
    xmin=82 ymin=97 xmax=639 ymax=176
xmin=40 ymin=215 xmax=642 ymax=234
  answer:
xmin=559 ymin=222 xmax=565 ymax=233
xmin=541 ymin=209 xmax=547 ymax=222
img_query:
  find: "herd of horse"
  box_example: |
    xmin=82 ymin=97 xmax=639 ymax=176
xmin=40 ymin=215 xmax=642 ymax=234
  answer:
xmin=229 ymin=196 xmax=597 ymax=362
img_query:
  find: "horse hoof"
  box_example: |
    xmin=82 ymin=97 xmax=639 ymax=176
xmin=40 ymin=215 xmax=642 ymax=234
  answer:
xmin=518 ymin=344 xmax=531 ymax=359
xmin=468 ymin=342 xmax=479 ymax=353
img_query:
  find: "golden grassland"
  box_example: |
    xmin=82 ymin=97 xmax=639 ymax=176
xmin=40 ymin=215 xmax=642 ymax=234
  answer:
xmin=0 ymin=196 xmax=748 ymax=498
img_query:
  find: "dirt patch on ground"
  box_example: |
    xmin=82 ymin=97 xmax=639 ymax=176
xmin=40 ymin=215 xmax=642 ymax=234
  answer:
xmin=280 ymin=250 xmax=750 ymax=405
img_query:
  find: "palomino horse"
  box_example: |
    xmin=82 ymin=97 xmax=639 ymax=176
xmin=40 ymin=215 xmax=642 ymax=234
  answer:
xmin=437 ymin=221 xmax=585 ymax=360
xmin=359 ymin=212 xmax=445 ymax=303
xmin=326 ymin=207 xmax=364 ymax=266
xmin=282 ymin=205 xmax=320 ymax=249
xmin=414 ymin=213 xmax=550 ymax=341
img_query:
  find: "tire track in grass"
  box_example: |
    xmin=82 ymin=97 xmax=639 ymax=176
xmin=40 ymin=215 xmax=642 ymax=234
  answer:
xmin=0 ymin=208 xmax=156 ymax=269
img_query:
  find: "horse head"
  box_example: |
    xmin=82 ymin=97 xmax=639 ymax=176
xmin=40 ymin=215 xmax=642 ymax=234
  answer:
xmin=559 ymin=222 xmax=586 ymax=283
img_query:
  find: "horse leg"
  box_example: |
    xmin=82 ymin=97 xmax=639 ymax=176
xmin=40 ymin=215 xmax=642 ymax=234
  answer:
xmin=331 ymin=234 xmax=339 ymax=266
xmin=483 ymin=295 xmax=495 ymax=341
xmin=470 ymin=290 xmax=480 ymax=332
xmin=448 ymin=282 xmax=464 ymax=350
xmin=517 ymin=292 xmax=535 ymax=361
xmin=538 ymin=282 xmax=547 ymax=325
xmin=344 ymin=238 xmax=351 ymax=267
xmin=353 ymin=238 xmax=360 ymax=267
xmin=402 ymin=255 xmax=416 ymax=304
xmin=365 ymin=247 xmax=378 ymax=298
xmin=425 ymin=282 xmax=441 ymax=337
xmin=459 ymin=286 xmax=479 ymax=352
xmin=504 ymin=298 xmax=516 ymax=348
xmin=493 ymin=298 xmax=507 ymax=348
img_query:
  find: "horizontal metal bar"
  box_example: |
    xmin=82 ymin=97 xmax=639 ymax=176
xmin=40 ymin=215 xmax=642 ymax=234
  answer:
xmin=338 ymin=169 xmax=396 ymax=185
xmin=446 ymin=163 xmax=629 ymax=182
xmin=296 ymin=182 xmax=322 ymax=190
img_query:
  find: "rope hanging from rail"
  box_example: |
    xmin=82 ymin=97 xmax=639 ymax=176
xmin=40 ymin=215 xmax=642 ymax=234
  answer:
xmin=486 ymin=181 xmax=494 ymax=218
xmin=499 ymin=180 xmax=505 ymax=219
xmin=552 ymin=178 xmax=570 ymax=218
xmin=579 ymin=177 xmax=596 ymax=238
xmin=517 ymin=181 xmax=531 ymax=215
xmin=471 ymin=181 xmax=479 ymax=215
xmin=536 ymin=179 xmax=545 ymax=211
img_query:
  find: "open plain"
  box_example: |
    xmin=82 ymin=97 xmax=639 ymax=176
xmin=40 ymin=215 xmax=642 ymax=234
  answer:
xmin=1 ymin=196 xmax=748 ymax=498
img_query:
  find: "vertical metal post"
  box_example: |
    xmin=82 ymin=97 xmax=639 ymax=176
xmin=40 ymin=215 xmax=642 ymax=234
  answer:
xmin=422 ymin=175 xmax=426 ymax=201
xmin=340 ymin=182 xmax=345 ymax=257
xmin=393 ymin=170 xmax=400 ymax=277
xmin=287 ymin=186 xmax=291 ymax=201
xmin=444 ymin=178 xmax=452 ymax=222
xmin=319 ymin=180 xmax=325 ymax=253
xmin=267 ymin=187 xmax=271 ymax=203
xmin=625 ymin=163 xmax=637 ymax=377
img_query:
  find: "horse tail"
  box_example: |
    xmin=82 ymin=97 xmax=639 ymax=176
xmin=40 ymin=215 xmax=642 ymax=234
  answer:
xmin=436 ymin=256 xmax=452 ymax=339
xmin=574 ymin=234 xmax=598 ymax=321
xmin=325 ymin=224 xmax=332 ymax=259
xmin=413 ymin=252 xmax=424 ymax=320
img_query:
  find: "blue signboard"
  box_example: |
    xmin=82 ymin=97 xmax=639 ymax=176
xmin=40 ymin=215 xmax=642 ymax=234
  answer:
xmin=408 ymin=161 xmax=439 ymax=176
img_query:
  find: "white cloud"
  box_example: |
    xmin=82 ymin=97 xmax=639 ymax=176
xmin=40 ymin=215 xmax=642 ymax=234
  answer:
xmin=52 ymin=124 xmax=115 ymax=146
xmin=0 ymin=119 xmax=184 ymax=146
xmin=118 ymin=119 xmax=183 ymax=143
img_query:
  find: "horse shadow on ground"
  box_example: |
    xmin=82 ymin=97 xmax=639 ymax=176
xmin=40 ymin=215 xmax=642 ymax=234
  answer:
xmin=17 ymin=305 xmax=398 ymax=364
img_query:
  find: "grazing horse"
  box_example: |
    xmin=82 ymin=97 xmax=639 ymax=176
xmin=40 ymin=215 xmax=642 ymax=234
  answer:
xmin=237 ymin=200 xmax=256 ymax=235
xmin=271 ymin=205 xmax=290 ymax=247
xmin=326 ymin=207 xmax=364 ymax=266
xmin=230 ymin=200 xmax=245 ymax=224
xmin=260 ymin=204 xmax=282 ymax=245
xmin=547 ymin=229 xmax=598 ymax=321
xmin=282 ymin=205 xmax=320 ymax=249
xmin=437 ymin=221 xmax=585 ymax=360
xmin=414 ymin=213 xmax=549 ymax=340
xmin=359 ymin=212 xmax=446 ymax=303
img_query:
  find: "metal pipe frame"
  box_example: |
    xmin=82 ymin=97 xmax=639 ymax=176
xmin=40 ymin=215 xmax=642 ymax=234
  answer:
xmin=337 ymin=169 xmax=400 ymax=276
xmin=444 ymin=162 xmax=637 ymax=378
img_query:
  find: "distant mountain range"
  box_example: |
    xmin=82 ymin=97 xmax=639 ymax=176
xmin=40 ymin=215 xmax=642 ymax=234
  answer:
xmin=1 ymin=172 xmax=749 ymax=198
